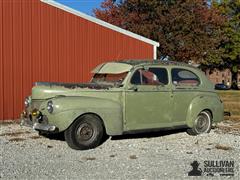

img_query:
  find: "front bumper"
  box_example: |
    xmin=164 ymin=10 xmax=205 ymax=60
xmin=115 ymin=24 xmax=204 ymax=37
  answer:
xmin=20 ymin=111 xmax=58 ymax=132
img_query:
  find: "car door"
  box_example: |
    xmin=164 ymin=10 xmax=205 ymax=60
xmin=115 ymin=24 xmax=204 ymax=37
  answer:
xmin=171 ymin=68 xmax=201 ymax=125
xmin=124 ymin=66 xmax=172 ymax=131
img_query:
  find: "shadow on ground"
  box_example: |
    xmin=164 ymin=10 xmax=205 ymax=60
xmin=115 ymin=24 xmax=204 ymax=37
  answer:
xmin=111 ymin=128 xmax=187 ymax=140
xmin=39 ymin=132 xmax=65 ymax=141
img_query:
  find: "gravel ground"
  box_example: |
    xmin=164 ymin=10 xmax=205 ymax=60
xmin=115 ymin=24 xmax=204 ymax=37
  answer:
xmin=0 ymin=121 xmax=239 ymax=180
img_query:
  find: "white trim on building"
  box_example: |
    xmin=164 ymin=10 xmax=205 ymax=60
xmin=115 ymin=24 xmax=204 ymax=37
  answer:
xmin=153 ymin=46 xmax=157 ymax=59
xmin=41 ymin=0 xmax=160 ymax=54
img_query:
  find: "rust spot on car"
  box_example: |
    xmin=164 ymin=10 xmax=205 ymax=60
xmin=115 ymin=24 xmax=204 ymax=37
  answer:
xmin=36 ymin=82 xmax=112 ymax=90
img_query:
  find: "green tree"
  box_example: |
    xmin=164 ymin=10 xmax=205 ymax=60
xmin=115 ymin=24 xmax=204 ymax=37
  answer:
xmin=215 ymin=0 xmax=240 ymax=72
xmin=94 ymin=0 xmax=225 ymax=63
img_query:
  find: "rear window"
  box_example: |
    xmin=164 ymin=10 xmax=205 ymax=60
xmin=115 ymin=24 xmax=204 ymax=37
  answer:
xmin=171 ymin=68 xmax=200 ymax=86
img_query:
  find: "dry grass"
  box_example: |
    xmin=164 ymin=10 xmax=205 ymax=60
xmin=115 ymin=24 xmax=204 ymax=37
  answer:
xmin=30 ymin=135 xmax=42 ymax=139
xmin=8 ymin=137 xmax=26 ymax=142
xmin=215 ymin=144 xmax=233 ymax=151
xmin=0 ymin=131 xmax=31 ymax=137
xmin=216 ymin=91 xmax=240 ymax=133
xmin=217 ymin=91 xmax=240 ymax=119
xmin=0 ymin=120 xmax=18 ymax=125
xmin=129 ymin=155 xmax=137 ymax=159
xmin=82 ymin=157 xmax=96 ymax=161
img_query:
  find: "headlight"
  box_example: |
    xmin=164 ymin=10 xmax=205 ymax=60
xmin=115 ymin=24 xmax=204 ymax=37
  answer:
xmin=24 ymin=97 xmax=31 ymax=108
xmin=47 ymin=100 xmax=54 ymax=113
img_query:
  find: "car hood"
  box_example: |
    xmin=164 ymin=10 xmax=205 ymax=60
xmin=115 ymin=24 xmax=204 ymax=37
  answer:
xmin=32 ymin=82 xmax=113 ymax=100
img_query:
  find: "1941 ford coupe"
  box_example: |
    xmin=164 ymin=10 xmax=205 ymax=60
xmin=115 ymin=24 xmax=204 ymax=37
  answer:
xmin=21 ymin=60 xmax=224 ymax=150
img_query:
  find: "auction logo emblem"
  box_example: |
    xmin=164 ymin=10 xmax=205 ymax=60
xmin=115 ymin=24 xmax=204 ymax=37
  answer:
xmin=188 ymin=161 xmax=202 ymax=176
xmin=188 ymin=160 xmax=235 ymax=176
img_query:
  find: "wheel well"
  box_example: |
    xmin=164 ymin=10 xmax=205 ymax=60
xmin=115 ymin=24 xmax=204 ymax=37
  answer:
xmin=72 ymin=112 xmax=106 ymax=132
xmin=202 ymin=109 xmax=213 ymax=119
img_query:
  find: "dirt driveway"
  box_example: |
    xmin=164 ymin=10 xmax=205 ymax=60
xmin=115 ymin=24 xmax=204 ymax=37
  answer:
xmin=0 ymin=121 xmax=239 ymax=179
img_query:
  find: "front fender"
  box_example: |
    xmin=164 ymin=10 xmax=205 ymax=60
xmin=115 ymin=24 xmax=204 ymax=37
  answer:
xmin=186 ymin=94 xmax=224 ymax=128
xmin=41 ymin=96 xmax=123 ymax=135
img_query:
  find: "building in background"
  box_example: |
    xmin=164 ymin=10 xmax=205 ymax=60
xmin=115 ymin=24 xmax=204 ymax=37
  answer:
xmin=0 ymin=0 xmax=159 ymax=120
xmin=205 ymin=68 xmax=232 ymax=86
xmin=236 ymin=70 xmax=240 ymax=89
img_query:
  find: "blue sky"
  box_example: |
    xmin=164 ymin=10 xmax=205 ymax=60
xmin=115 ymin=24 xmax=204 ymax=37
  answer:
xmin=55 ymin=0 xmax=104 ymax=15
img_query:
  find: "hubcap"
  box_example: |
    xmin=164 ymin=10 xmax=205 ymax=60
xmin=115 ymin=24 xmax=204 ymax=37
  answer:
xmin=195 ymin=112 xmax=210 ymax=133
xmin=76 ymin=123 xmax=94 ymax=141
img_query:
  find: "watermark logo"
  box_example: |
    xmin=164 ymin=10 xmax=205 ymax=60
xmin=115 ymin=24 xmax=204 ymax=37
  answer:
xmin=188 ymin=161 xmax=202 ymax=176
xmin=188 ymin=160 xmax=235 ymax=176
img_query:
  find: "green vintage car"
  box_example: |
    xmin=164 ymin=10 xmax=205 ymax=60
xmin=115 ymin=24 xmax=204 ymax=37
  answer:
xmin=21 ymin=60 xmax=224 ymax=150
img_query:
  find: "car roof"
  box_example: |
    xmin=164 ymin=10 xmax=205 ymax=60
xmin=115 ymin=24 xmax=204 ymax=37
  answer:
xmin=92 ymin=60 xmax=200 ymax=74
xmin=117 ymin=59 xmax=196 ymax=68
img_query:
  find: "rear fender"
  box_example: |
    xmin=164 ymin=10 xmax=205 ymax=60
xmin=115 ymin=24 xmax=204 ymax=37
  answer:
xmin=186 ymin=94 xmax=224 ymax=127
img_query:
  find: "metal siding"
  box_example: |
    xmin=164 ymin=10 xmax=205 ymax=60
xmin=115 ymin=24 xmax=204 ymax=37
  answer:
xmin=0 ymin=0 xmax=154 ymax=120
xmin=0 ymin=0 xmax=3 ymax=120
xmin=32 ymin=0 xmax=41 ymax=83
xmin=12 ymin=1 xmax=23 ymax=119
xmin=3 ymin=1 xmax=14 ymax=119
xmin=22 ymin=1 xmax=33 ymax=116
xmin=40 ymin=2 xmax=50 ymax=82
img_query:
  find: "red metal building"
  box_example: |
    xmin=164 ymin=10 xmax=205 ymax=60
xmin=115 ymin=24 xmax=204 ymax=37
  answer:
xmin=0 ymin=0 xmax=159 ymax=120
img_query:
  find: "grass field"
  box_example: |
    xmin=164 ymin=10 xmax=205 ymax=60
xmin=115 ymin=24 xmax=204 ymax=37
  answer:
xmin=217 ymin=90 xmax=240 ymax=121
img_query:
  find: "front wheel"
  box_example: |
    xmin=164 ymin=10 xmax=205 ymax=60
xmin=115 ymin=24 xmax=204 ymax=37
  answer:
xmin=64 ymin=114 xmax=104 ymax=150
xmin=187 ymin=111 xmax=212 ymax=136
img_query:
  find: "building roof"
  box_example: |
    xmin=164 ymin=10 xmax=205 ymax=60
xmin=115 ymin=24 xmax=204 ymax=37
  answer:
xmin=41 ymin=0 xmax=160 ymax=47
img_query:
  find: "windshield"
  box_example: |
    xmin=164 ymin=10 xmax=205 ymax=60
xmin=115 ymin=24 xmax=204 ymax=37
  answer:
xmin=91 ymin=72 xmax=128 ymax=86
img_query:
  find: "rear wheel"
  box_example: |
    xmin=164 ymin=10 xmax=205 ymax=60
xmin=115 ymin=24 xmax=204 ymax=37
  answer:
xmin=187 ymin=111 xmax=212 ymax=136
xmin=64 ymin=114 xmax=104 ymax=150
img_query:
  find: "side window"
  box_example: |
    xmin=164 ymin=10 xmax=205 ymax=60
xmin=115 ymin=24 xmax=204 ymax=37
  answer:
xmin=149 ymin=68 xmax=168 ymax=85
xmin=130 ymin=67 xmax=168 ymax=85
xmin=130 ymin=70 xmax=141 ymax=85
xmin=171 ymin=68 xmax=200 ymax=86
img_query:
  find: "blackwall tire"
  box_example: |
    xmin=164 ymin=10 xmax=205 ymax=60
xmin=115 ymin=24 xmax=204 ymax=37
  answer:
xmin=187 ymin=111 xmax=212 ymax=136
xmin=64 ymin=114 xmax=104 ymax=150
